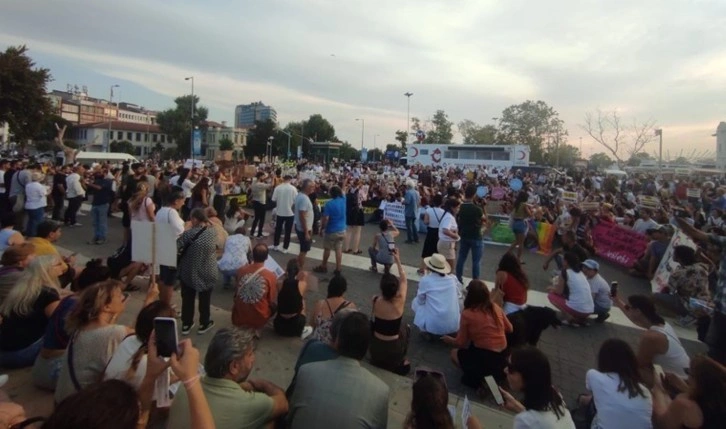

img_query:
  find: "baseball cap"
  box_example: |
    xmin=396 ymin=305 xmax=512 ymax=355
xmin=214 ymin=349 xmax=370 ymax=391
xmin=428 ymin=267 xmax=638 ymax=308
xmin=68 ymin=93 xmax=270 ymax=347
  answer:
xmin=582 ymin=259 xmax=599 ymax=270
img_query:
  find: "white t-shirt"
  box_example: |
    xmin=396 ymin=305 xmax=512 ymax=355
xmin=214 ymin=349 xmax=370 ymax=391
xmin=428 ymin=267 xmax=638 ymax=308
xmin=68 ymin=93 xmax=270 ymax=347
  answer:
xmin=294 ymin=193 xmax=314 ymax=232
xmin=632 ymin=218 xmax=658 ymax=235
xmin=565 ymin=269 xmax=595 ymax=314
xmin=587 ymin=274 xmax=612 ymax=310
xmin=586 ymin=369 xmax=653 ymax=429
xmin=170 ymin=175 xmax=194 ymax=199
xmin=156 ymin=207 xmax=185 ymax=237
xmin=514 ymin=407 xmax=575 ymax=429
xmin=271 ymin=182 xmax=298 ymax=217
xmin=104 ymin=336 xmax=146 ymax=389
xmin=438 ymin=212 xmax=458 ymax=242
xmin=425 ymin=207 xmax=446 ymax=228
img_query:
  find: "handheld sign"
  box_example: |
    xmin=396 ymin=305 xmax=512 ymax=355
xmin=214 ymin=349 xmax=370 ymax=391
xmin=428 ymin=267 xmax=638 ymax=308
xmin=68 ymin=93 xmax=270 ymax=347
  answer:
xmin=580 ymin=201 xmax=600 ymax=211
xmin=491 ymin=187 xmax=506 ymax=200
xmin=561 ymin=191 xmax=578 ymax=203
xmin=687 ymin=188 xmax=701 ymax=199
xmin=509 ymin=178 xmax=523 ymax=192
xmin=476 ymin=186 xmax=488 ymax=198
xmin=639 ymin=195 xmax=660 ymax=210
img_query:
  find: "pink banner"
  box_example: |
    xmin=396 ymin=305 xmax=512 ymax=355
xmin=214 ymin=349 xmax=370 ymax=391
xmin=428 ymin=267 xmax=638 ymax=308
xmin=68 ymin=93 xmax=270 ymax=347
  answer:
xmin=592 ymin=221 xmax=649 ymax=267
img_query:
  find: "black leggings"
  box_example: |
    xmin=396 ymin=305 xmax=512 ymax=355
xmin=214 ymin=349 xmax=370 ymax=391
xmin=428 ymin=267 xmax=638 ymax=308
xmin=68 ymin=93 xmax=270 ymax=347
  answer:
xmin=251 ymin=201 xmax=266 ymax=237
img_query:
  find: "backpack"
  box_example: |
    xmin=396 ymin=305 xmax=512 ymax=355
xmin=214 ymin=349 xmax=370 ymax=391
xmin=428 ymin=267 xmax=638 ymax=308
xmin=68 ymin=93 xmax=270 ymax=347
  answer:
xmin=107 ymin=241 xmax=132 ymax=279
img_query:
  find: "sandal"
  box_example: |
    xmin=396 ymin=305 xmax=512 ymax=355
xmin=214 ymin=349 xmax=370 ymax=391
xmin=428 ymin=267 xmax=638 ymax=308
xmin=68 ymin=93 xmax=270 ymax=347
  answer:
xmin=313 ymin=266 xmax=328 ymax=273
xmin=344 ymin=249 xmax=353 ymax=254
xmin=353 ymin=250 xmax=363 ymax=255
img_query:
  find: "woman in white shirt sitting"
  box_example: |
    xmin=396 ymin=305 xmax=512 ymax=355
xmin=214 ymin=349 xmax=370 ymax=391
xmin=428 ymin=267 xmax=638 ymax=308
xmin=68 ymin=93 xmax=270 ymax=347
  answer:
xmin=585 ymin=338 xmax=653 ymax=429
xmin=24 ymin=172 xmax=49 ymax=237
xmin=547 ymin=252 xmax=594 ymax=326
xmin=217 ymin=226 xmax=251 ymax=289
xmin=412 ymin=254 xmax=461 ymax=338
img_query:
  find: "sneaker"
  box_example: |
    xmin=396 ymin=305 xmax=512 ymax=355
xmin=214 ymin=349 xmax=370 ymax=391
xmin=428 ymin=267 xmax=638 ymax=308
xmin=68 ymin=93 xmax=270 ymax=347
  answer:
xmin=198 ymin=320 xmax=215 ymax=335
xmin=301 ymin=325 xmax=314 ymax=340
xmin=281 ymin=248 xmax=288 ymax=254
xmin=595 ymin=313 xmax=610 ymax=323
xmin=181 ymin=323 xmax=195 ymax=335
xmin=270 ymin=245 xmax=279 ymax=251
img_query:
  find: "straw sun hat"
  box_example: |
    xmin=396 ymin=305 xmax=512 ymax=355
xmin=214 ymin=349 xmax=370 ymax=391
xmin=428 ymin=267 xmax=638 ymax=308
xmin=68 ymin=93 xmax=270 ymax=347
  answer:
xmin=423 ymin=253 xmax=451 ymax=275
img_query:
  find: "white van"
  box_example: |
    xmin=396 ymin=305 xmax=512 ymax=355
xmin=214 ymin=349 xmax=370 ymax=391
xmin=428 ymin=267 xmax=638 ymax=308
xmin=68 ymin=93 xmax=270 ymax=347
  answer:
xmin=74 ymin=151 xmax=139 ymax=165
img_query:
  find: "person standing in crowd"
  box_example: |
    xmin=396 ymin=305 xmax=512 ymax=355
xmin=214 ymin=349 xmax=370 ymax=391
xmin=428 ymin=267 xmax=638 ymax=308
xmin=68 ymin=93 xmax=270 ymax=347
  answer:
xmin=418 ymin=193 xmax=444 ymax=276
xmin=23 ymin=171 xmax=49 ymax=238
xmin=368 ymin=220 xmax=398 ymax=274
xmin=494 ymin=252 xmax=529 ymax=315
xmin=189 ymin=177 xmax=211 ymax=209
xmin=50 ymin=165 xmax=69 ymax=221
xmin=212 ymin=169 xmax=233 ymax=217
xmin=170 ymin=167 xmax=195 ymax=220
xmin=314 ymin=185 xmax=347 ymax=274
xmin=8 ymin=162 xmax=33 ymax=230
xmin=581 ymin=259 xmax=612 ymax=323
xmin=0 ymin=159 xmax=7 ymax=207
xmin=156 ymin=190 xmax=186 ymax=306
xmin=287 ymin=312 xmax=389 ymax=429
xmin=294 ymin=179 xmax=314 ymax=269
xmin=168 ymin=328 xmax=288 ymax=429
xmin=63 ymin=164 xmax=86 ymax=227
xmin=250 ymin=172 xmax=272 ymax=239
xmin=437 ymin=198 xmax=461 ymax=277
xmin=456 ymin=184 xmax=486 ymax=283
xmin=85 ymin=168 xmax=113 ymax=245
xmin=442 ymin=279 xmax=512 ymax=387
xmin=499 ymin=347 xmax=576 ymax=429
xmin=129 ymin=182 xmax=155 ymax=222
xmin=508 ymin=190 xmax=532 ymax=264
xmin=344 ymin=179 xmax=365 ymax=254
xmin=547 ymin=252 xmax=594 ymax=326
xmin=177 ymin=208 xmax=218 ymax=336
xmin=403 ymin=181 xmax=420 ymax=244
xmin=233 ymin=243 xmax=278 ymax=336
xmin=412 ymin=254 xmax=461 ymax=338
xmin=271 ymin=174 xmax=298 ymax=254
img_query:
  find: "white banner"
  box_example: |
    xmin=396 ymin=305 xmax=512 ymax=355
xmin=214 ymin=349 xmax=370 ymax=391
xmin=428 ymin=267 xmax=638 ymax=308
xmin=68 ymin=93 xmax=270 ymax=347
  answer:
xmin=131 ymin=221 xmax=180 ymax=268
xmin=383 ymin=202 xmax=407 ymax=229
xmin=650 ymin=228 xmax=697 ymax=293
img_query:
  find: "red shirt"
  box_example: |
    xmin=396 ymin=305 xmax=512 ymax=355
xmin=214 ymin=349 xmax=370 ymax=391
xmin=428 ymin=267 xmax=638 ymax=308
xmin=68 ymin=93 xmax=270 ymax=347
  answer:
xmin=499 ymin=271 xmax=527 ymax=305
xmin=232 ymin=263 xmax=278 ymax=329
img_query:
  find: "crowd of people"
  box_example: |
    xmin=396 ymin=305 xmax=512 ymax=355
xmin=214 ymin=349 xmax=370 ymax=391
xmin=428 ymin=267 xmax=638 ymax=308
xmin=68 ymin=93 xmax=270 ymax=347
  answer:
xmin=0 ymin=155 xmax=724 ymax=428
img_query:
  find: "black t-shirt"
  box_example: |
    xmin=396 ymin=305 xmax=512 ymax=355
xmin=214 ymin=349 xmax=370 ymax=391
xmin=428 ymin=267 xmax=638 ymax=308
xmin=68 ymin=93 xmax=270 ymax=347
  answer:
xmin=458 ymin=201 xmax=484 ymax=240
xmin=0 ymin=286 xmax=60 ymax=351
xmin=121 ymin=175 xmax=138 ymax=202
xmin=563 ymin=242 xmax=589 ymax=263
xmin=52 ymin=173 xmax=67 ymax=197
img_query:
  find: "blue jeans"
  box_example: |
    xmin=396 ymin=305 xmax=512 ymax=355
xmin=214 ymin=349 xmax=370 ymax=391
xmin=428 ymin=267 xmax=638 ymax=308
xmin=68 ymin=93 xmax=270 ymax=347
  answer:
xmin=405 ymin=216 xmax=418 ymax=242
xmin=456 ymin=238 xmax=484 ymax=282
xmin=0 ymin=337 xmax=43 ymax=368
xmin=91 ymin=203 xmax=109 ymax=241
xmin=220 ymin=269 xmax=238 ymax=287
xmin=25 ymin=207 xmax=45 ymax=237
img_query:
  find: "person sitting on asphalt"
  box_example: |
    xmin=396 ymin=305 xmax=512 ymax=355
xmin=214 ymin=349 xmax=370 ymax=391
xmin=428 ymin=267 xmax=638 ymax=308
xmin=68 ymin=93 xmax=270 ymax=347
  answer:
xmin=217 ymin=226 xmax=251 ymax=289
xmin=287 ymin=311 xmax=389 ymax=429
xmin=233 ymin=243 xmax=278 ymax=337
xmin=274 ymin=259 xmax=313 ymax=339
xmin=442 ymin=279 xmax=513 ymax=387
xmin=28 ymin=220 xmax=81 ymax=289
xmin=168 ymin=327 xmax=288 ymax=429
xmin=542 ymin=230 xmax=589 ymax=274
xmin=615 ymin=294 xmax=691 ymax=386
xmin=547 ymin=252 xmax=594 ymax=326
xmin=412 ymin=253 xmax=461 ymax=338
xmin=581 ymin=259 xmax=613 ymax=323
xmin=495 ymin=252 xmax=529 ymax=315
xmin=308 ymin=272 xmax=356 ymax=345
xmin=369 ymin=249 xmax=412 ymax=375
xmin=0 ymin=243 xmax=35 ymax=304
xmin=368 ymin=219 xmax=399 ymax=274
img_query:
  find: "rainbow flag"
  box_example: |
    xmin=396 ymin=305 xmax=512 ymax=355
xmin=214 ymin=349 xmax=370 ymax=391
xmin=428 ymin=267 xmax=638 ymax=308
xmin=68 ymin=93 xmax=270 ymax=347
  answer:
xmin=536 ymin=222 xmax=556 ymax=255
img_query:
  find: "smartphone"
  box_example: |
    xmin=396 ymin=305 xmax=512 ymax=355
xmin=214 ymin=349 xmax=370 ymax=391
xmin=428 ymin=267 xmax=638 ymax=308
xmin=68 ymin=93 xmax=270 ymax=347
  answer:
xmin=610 ymin=281 xmax=619 ymax=298
xmin=485 ymin=375 xmax=504 ymax=405
xmin=154 ymin=317 xmax=179 ymax=358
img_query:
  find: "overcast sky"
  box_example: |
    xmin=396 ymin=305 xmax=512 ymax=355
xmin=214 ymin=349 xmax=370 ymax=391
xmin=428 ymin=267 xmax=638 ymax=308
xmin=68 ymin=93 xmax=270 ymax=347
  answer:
xmin=2 ymin=0 xmax=725 ymax=159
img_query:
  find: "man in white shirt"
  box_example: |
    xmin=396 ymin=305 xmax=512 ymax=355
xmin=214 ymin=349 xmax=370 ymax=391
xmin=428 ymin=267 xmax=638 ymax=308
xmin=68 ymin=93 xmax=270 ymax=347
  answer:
xmin=632 ymin=209 xmax=659 ymax=235
xmin=156 ymin=189 xmax=187 ymax=305
xmin=294 ymin=179 xmax=315 ymax=269
xmin=64 ymin=165 xmax=86 ymax=227
xmin=582 ymin=259 xmax=612 ymax=322
xmin=271 ymin=175 xmax=298 ymax=253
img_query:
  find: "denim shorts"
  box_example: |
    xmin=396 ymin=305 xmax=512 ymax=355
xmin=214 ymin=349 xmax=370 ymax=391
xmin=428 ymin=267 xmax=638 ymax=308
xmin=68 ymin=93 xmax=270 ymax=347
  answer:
xmin=159 ymin=265 xmax=178 ymax=285
xmin=296 ymin=229 xmax=312 ymax=252
xmin=512 ymin=219 xmax=528 ymax=234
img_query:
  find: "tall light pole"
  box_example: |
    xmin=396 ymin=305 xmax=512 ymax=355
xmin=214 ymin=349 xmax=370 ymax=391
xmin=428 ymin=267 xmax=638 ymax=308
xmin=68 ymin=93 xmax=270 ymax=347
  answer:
xmin=267 ymin=136 xmax=274 ymax=163
xmin=185 ymin=76 xmax=195 ymax=161
xmin=404 ymin=92 xmax=413 ymax=145
xmin=279 ymin=130 xmax=292 ymax=160
xmin=107 ymin=84 xmax=119 ymax=152
xmin=655 ymin=128 xmax=663 ymax=174
xmin=373 ymin=134 xmax=380 ymax=162
xmin=355 ymin=118 xmax=365 ymax=150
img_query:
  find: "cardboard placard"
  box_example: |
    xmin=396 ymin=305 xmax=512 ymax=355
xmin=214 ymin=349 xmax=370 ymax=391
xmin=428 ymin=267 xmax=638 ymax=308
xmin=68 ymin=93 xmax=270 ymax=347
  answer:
xmin=131 ymin=221 xmax=179 ymax=267
xmin=592 ymin=222 xmax=649 ymax=267
xmin=561 ymin=191 xmax=578 ymax=203
xmin=687 ymin=188 xmax=701 ymax=199
xmin=651 ymin=229 xmax=697 ymax=293
xmin=579 ymin=201 xmax=600 ymax=211
xmin=639 ymin=195 xmax=661 ymax=209
xmin=242 ymin=165 xmax=257 ymax=178
xmin=383 ymin=202 xmax=407 ymax=229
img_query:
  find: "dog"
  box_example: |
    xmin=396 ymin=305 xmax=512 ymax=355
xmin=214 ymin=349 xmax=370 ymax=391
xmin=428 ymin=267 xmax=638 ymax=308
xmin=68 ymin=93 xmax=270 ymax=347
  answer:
xmin=506 ymin=306 xmax=561 ymax=351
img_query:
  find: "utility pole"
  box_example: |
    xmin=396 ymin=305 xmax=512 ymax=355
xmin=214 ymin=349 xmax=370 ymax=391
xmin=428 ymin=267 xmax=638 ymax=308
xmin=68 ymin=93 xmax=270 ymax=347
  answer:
xmin=355 ymin=118 xmax=365 ymax=150
xmin=656 ymin=128 xmax=663 ymax=174
xmin=404 ymin=92 xmax=413 ymax=146
xmin=107 ymin=84 xmax=119 ymax=152
xmin=185 ymin=76 xmax=195 ymax=162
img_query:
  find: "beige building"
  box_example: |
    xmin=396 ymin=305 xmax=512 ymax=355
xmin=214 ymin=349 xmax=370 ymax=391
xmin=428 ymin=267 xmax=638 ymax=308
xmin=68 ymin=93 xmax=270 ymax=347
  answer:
xmin=202 ymin=120 xmax=247 ymax=160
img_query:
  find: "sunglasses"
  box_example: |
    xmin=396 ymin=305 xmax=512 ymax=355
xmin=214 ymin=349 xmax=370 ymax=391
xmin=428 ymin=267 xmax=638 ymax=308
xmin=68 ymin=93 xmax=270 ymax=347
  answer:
xmin=415 ymin=367 xmax=448 ymax=391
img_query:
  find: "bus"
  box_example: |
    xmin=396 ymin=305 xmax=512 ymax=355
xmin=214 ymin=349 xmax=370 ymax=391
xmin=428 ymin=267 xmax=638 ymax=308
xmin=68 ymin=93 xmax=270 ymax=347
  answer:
xmin=406 ymin=144 xmax=530 ymax=169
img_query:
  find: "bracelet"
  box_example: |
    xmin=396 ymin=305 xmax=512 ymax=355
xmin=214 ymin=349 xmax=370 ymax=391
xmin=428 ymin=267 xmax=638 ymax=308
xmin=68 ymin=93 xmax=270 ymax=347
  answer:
xmin=182 ymin=375 xmax=201 ymax=388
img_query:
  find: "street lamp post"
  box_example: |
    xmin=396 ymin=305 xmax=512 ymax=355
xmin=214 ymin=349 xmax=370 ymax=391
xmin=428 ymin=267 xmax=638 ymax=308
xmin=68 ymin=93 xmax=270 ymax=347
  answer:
xmin=373 ymin=134 xmax=380 ymax=162
xmin=185 ymin=76 xmax=195 ymax=161
xmin=355 ymin=118 xmax=365 ymax=150
xmin=107 ymin=84 xmax=119 ymax=152
xmin=655 ymin=128 xmax=663 ymax=173
xmin=404 ymin=92 xmax=413 ymax=145
xmin=279 ymin=130 xmax=292 ymax=160
xmin=267 ymin=136 xmax=274 ymax=164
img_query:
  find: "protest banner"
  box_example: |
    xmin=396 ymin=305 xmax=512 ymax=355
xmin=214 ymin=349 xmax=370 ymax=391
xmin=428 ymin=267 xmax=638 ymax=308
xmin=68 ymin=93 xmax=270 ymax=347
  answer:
xmin=131 ymin=221 xmax=179 ymax=268
xmin=639 ymin=195 xmax=660 ymax=209
xmin=561 ymin=191 xmax=578 ymax=203
xmin=591 ymin=221 xmax=649 ymax=267
xmin=687 ymin=188 xmax=701 ymax=199
xmin=183 ymin=159 xmax=204 ymax=169
xmin=651 ymin=229 xmax=697 ymax=293
xmin=383 ymin=202 xmax=407 ymax=229
xmin=491 ymin=187 xmax=506 ymax=200
xmin=226 ymin=193 xmax=248 ymax=207
xmin=536 ymin=222 xmax=557 ymax=255
xmin=579 ymin=201 xmax=600 ymax=212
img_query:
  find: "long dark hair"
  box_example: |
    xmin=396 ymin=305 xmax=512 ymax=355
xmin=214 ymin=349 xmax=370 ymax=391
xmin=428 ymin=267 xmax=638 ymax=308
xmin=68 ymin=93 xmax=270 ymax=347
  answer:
xmin=627 ymin=295 xmax=665 ymax=325
xmin=41 ymin=380 xmax=139 ymax=429
xmin=689 ymin=355 xmax=726 ymax=423
xmin=283 ymin=259 xmax=301 ymax=290
xmin=498 ymin=253 xmax=529 ymax=290
xmin=514 ymin=191 xmax=528 ymax=209
xmin=408 ymin=375 xmax=454 ymax=429
xmin=443 ymin=197 xmax=461 ymax=215
xmin=464 ymin=280 xmax=500 ymax=327
xmin=127 ymin=301 xmax=175 ymax=380
xmin=597 ymin=339 xmax=647 ymax=398
xmin=192 ymin=177 xmax=210 ymax=198
xmin=226 ymin=198 xmax=240 ymax=219
xmin=509 ymin=347 xmax=566 ymax=419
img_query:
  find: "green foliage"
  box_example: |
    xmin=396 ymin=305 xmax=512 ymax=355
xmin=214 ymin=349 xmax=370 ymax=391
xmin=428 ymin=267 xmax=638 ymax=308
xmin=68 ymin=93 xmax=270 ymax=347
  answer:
xmin=589 ymin=152 xmax=614 ymax=170
xmin=427 ymin=110 xmax=454 ymax=144
xmin=33 ymin=140 xmax=56 ymax=153
xmin=0 ymin=46 xmax=53 ymax=143
xmin=110 ymin=140 xmax=135 ymax=155
xmin=673 ymin=156 xmax=689 ymax=165
xmin=339 ymin=142 xmax=359 ymax=161
xmin=156 ymin=94 xmax=209 ymax=155
xmin=218 ymin=137 xmax=234 ymax=151
xmin=282 ymin=114 xmax=336 ymax=158
xmin=395 ymin=130 xmax=408 ymax=148
xmin=496 ymin=100 xmax=567 ymax=164
xmin=458 ymin=120 xmax=497 ymax=145
xmin=33 ymin=114 xmax=73 ymax=142
xmin=543 ymin=144 xmax=580 ymax=168
xmin=153 ymin=142 xmax=164 ymax=153
xmin=367 ymin=148 xmax=383 ymax=162
xmin=161 ymin=148 xmax=179 ymax=160
xmin=247 ymin=119 xmax=277 ymax=160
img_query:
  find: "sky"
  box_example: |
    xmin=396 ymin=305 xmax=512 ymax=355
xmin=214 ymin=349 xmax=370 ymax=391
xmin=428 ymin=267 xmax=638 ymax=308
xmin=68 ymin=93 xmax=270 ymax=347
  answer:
xmin=2 ymin=0 xmax=725 ymax=160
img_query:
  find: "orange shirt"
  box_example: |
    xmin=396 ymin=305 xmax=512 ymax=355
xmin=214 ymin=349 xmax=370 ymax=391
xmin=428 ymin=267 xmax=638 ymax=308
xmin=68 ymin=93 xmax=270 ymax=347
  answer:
xmin=232 ymin=263 xmax=278 ymax=329
xmin=453 ymin=306 xmax=513 ymax=352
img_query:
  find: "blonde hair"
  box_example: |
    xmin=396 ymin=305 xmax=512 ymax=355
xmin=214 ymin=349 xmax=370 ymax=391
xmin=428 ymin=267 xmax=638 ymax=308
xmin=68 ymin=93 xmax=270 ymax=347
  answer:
xmin=129 ymin=182 xmax=150 ymax=212
xmin=0 ymin=255 xmax=60 ymax=317
xmin=65 ymin=279 xmax=124 ymax=334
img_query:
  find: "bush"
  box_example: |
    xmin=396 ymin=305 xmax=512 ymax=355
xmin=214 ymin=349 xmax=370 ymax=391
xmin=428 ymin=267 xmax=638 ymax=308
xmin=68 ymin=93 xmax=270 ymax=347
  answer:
xmin=218 ymin=137 xmax=234 ymax=151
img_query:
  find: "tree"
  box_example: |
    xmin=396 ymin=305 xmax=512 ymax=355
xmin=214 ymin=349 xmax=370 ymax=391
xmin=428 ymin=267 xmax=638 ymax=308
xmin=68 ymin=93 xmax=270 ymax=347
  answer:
xmin=368 ymin=148 xmax=383 ymax=162
xmin=247 ymin=119 xmax=277 ymax=160
xmin=458 ymin=120 xmax=497 ymax=145
xmin=673 ymin=156 xmax=689 ymax=165
xmin=0 ymin=46 xmax=53 ymax=144
xmin=544 ymin=144 xmax=580 ymax=168
xmin=581 ymin=109 xmax=656 ymax=166
xmin=426 ymin=110 xmax=454 ymax=144
xmin=496 ymin=100 xmax=567 ymax=164
xmin=395 ymin=130 xmax=408 ymax=148
xmin=589 ymin=152 xmax=614 ymax=170
xmin=110 ymin=140 xmax=136 ymax=155
xmin=283 ymin=114 xmax=336 ymax=158
xmin=156 ymin=95 xmax=209 ymax=156
xmin=218 ymin=137 xmax=234 ymax=151
xmin=339 ymin=142 xmax=359 ymax=161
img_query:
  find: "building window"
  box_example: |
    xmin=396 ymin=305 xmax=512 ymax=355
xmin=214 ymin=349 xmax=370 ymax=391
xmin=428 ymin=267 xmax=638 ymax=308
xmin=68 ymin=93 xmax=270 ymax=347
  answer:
xmin=160 ymin=135 xmax=165 ymax=143
xmin=136 ymin=132 xmax=141 ymax=142
xmin=152 ymin=134 xmax=157 ymax=142
xmin=493 ymin=151 xmax=510 ymax=161
xmin=117 ymin=131 xmax=123 ymax=140
xmin=127 ymin=132 xmax=133 ymax=140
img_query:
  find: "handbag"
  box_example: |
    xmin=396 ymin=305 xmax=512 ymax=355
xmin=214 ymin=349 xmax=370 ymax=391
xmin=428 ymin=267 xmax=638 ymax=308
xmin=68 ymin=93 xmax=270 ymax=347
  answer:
xmin=177 ymin=227 xmax=207 ymax=265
